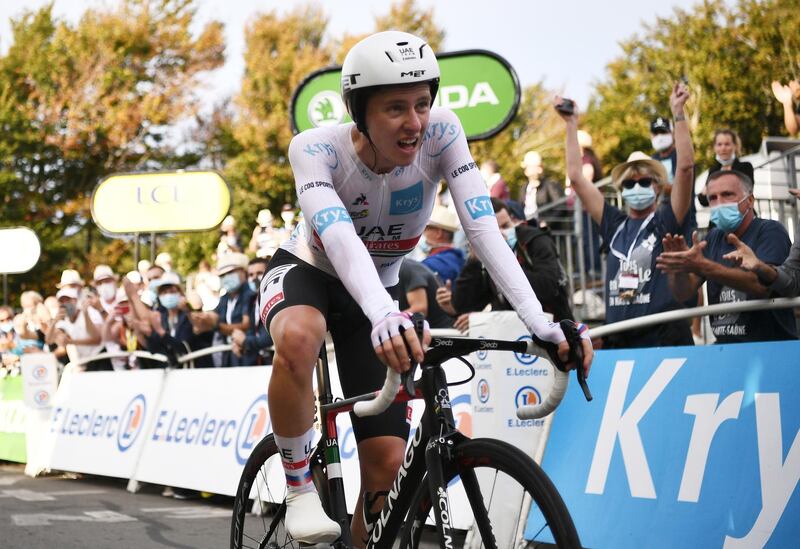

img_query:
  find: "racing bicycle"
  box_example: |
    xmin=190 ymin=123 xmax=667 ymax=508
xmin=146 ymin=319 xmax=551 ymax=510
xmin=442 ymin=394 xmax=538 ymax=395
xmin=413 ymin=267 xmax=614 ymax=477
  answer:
xmin=230 ymin=319 xmax=590 ymax=549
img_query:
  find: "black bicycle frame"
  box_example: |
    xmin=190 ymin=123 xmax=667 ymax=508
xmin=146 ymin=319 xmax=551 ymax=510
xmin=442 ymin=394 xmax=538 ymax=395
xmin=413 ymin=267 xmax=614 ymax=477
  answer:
xmin=313 ymin=336 xmax=526 ymax=549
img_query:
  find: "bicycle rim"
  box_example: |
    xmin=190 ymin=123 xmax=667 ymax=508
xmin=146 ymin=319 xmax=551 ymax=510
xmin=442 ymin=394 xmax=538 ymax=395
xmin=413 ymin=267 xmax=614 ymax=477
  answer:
xmin=398 ymin=438 xmax=581 ymax=549
xmin=230 ymin=434 xmax=298 ymax=549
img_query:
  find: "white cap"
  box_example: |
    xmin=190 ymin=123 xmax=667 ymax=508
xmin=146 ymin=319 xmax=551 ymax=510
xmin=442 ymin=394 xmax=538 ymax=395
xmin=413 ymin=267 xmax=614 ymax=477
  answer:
xmin=217 ymin=252 xmax=249 ymax=276
xmin=57 ymin=269 xmax=84 ymax=288
xmin=56 ymin=287 xmax=80 ymax=300
xmin=154 ymin=252 xmax=172 ymax=270
xmin=257 ymin=209 xmax=273 ymax=227
xmin=93 ymin=264 xmax=117 ymax=283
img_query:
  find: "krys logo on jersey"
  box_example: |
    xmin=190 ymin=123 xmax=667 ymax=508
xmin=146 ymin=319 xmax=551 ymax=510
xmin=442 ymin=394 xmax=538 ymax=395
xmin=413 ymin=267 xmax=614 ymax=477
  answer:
xmin=149 ymin=394 xmax=270 ymax=466
xmin=49 ymin=394 xmax=147 ymax=453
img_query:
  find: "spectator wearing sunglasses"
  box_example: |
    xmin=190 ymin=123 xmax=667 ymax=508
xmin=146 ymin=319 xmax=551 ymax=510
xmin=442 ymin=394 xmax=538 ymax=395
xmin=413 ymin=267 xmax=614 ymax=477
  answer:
xmin=555 ymin=82 xmax=696 ymax=348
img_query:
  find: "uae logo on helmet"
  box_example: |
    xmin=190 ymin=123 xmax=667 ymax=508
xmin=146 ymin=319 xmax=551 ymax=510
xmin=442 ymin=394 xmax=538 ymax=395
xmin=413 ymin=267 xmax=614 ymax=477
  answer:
xmin=308 ymin=91 xmax=346 ymax=128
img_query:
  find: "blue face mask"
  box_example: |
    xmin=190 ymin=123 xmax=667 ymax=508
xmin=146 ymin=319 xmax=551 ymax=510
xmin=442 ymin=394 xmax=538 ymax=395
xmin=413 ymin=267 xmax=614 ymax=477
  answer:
xmin=502 ymin=227 xmax=517 ymax=249
xmin=248 ymin=280 xmax=257 ymax=293
xmin=221 ymin=272 xmax=242 ymax=293
xmin=710 ymin=196 xmax=749 ymax=232
xmin=418 ymin=236 xmax=432 ymax=254
xmin=621 ymin=185 xmax=657 ymax=211
xmin=159 ymin=293 xmax=180 ymax=310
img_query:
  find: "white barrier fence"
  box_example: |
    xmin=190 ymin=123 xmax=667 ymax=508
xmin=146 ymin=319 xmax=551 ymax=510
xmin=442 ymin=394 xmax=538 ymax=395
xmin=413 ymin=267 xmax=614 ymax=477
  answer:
xmin=13 ymin=313 xmax=555 ymax=537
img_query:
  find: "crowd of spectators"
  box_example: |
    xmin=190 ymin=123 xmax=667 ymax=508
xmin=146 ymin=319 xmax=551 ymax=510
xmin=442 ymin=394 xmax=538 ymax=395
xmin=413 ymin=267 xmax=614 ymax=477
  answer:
xmin=0 ymin=209 xmax=296 ymax=372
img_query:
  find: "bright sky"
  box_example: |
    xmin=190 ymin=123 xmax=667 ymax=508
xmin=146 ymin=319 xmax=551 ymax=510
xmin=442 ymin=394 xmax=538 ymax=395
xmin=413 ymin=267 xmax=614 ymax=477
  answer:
xmin=0 ymin=0 xmax=703 ymax=111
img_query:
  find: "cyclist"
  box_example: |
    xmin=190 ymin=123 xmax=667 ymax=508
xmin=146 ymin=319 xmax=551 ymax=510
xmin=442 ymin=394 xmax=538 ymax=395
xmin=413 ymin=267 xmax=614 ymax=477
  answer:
xmin=259 ymin=30 xmax=594 ymax=546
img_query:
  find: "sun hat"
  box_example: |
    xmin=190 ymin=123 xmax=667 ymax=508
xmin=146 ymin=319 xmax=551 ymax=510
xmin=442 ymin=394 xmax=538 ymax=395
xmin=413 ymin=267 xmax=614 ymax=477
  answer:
xmin=610 ymin=151 xmax=668 ymax=185
xmin=57 ymin=269 xmax=84 ymax=288
xmin=427 ymin=205 xmax=459 ymax=233
xmin=217 ymin=252 xmax=249 ymax=276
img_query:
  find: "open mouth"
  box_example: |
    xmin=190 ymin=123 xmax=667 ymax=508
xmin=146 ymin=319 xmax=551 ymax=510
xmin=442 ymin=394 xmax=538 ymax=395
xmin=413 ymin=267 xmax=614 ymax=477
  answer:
xmin=398 ymin=137 xmax=418 ymax=152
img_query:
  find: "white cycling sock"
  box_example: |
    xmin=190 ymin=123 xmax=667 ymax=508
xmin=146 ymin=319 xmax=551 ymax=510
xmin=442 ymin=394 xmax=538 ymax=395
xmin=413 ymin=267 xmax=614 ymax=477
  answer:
xmin=274 ymin=426 xmax=316 ymax=494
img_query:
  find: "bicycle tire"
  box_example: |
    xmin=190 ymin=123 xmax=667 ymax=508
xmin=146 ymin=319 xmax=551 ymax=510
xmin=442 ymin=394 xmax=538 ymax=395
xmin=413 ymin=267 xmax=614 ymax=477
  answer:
xmin=397 ymin=438 xmax=581 ymax=549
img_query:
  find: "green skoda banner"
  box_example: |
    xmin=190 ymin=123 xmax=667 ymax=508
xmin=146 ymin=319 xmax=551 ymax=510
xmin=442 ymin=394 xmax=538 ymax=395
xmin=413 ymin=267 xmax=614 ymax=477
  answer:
xmin=0 ymin=375 xmax=27 ymax=463
xmin=291 ymin=50 xmax=520 ymax=141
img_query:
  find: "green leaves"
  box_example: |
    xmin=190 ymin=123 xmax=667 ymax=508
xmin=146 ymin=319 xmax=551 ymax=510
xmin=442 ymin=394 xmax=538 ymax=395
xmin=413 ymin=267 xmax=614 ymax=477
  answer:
xmin=584 ymin=0 xmax=799 ymax=169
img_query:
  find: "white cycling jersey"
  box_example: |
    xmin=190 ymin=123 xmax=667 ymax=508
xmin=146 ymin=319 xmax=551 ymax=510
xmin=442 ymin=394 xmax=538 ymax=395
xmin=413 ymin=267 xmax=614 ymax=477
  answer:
xmin=281 ymin=107 xmax=564 ymax=344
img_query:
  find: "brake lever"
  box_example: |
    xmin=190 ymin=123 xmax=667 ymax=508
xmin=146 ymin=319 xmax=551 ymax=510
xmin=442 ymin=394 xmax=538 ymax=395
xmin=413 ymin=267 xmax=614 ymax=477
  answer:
xmin=559 ymin=319 xmax=592 ymax=402
xmin=401 ymin=313 xmax=426 ymax=397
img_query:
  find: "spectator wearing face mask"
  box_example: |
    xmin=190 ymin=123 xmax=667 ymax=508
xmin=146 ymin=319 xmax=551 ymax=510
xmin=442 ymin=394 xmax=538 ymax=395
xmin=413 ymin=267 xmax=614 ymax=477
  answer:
xmin=650 ymin=116 xmax=677 ymax=183
xmin=45 ymin=286 xmax=104 ymax=367
xmin=698 ymin=129 xmax=754 ymax=207
xmin=556 ymin=83 xmax=696 ymax=348
xmin=231 ymin=257 xmax=273 ymax=365
xmin=189 ymin=253 xmax=255 ymax=366
xmin=92 ymin=265 xmax=119 ymax=317
xmin=657 ymin=170 xmax=796 ymax=343
xmin=143 ymin=272 xmax=214 ymax=367
xmin=0 ymin=306 xmax=15 ymax=352
xmin=217 ymin=214 xmax=242 ymax=255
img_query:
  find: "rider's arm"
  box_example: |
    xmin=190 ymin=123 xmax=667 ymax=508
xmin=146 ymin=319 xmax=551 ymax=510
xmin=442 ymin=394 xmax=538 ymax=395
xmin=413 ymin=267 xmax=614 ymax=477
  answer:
xmin=436 ymin=110 xmax=564 ymax=344
xmin=288 ymin=133 xmax=396 ymax=325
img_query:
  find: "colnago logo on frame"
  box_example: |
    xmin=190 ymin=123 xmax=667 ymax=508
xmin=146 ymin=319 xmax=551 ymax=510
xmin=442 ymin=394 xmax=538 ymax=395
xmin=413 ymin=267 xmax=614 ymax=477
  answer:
xmin=49 ymin=393 xmax=147 ymax=453
xmin=150 ymin=394 xmax=271 ymax=466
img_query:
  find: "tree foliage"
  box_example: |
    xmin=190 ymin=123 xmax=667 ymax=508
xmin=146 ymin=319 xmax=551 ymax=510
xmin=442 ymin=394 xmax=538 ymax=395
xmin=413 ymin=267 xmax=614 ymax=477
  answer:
xmin=0 ymin=0 xmax=223 ymax=301
xmin=583 ymin=0 xmax=800 ymax=169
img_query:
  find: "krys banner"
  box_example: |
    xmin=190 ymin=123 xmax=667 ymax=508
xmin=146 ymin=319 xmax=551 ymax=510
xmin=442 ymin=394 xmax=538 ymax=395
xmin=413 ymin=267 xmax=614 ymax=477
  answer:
xmin=291 ymin=50 xmax=520 ymax=141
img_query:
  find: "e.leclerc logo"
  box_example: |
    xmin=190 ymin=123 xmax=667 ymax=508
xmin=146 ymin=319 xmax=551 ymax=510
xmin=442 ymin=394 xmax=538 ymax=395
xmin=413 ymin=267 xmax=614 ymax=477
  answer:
xmin=235 ymin=395 xmax=270 ymax=465
xmin=50 ymin=394 xmax=147 ymax=453
xmin=514 ymin=335 xmax=540 ymax=366
xmin=515 ymin=386 xmax=541 ymax=409
xmin=150 ymin=394 xmax=271 ymax=466
xmin=33 ymin=390 xmax=50 ymax=406
xmin=476 ymin=336 xmax=488 ymax=362
xmin=118 ymin=394 xmax=146 ymax=452
xmin=32 ymin=365 xmax=48 ymax=380
xmin=477 ymin=379 xmax=490 ymax=404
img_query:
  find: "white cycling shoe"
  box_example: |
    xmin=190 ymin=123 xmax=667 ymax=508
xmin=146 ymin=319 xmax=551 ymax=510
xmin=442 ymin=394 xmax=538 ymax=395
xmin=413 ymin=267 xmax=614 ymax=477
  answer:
xmin=285 ymin=490 xmax=341 ymax=544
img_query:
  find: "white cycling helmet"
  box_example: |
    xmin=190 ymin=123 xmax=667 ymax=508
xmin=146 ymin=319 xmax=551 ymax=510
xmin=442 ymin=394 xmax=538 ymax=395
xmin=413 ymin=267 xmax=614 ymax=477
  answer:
xmin=341 ymin=30 xmax=440 ymax=134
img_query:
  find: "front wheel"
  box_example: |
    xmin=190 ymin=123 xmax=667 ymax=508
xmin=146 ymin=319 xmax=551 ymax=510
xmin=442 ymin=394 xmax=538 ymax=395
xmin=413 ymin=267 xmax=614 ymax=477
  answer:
xmin=398 ymin=438 xmax=581 ymax=549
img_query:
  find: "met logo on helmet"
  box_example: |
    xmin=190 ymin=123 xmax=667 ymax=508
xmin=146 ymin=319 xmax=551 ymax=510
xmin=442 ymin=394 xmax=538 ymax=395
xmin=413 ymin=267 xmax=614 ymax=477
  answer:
xmin=400 ymin=70 xmax=426 ymax=78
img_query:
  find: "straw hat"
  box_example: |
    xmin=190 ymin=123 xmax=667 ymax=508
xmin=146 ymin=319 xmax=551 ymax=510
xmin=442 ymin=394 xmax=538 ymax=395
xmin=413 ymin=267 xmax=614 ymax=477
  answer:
xmin=610 ymin=151 xmax=668 ymax=185
xmin=427 ymin=205 xmax=459 ymax=233
xmin=57 ymin=269 xmax=84 ymax=288
xmin=93 ymin=265 xmax=118 ymax=283
xmin=217 ymin=252 xmax=249 ymax=276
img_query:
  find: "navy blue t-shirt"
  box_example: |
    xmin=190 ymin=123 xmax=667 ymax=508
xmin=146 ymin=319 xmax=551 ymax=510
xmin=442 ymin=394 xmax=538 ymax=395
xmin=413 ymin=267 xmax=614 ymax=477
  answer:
xmin=601 ymin=202 xmax=694 ymax=323
xmin=703 ymin=218 xmax=796 ymax=343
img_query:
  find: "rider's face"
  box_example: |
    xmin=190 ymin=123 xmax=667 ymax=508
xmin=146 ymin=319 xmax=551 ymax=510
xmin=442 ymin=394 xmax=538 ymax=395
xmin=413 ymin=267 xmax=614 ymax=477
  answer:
xmin=364 ymin=84 xmax=432 ymax=171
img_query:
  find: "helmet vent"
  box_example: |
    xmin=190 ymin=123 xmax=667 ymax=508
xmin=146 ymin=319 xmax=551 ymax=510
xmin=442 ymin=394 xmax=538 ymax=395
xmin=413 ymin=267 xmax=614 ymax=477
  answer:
xmin=384 ymin=51 xmax=395 ymax=62
xmin=396 ymin=41 xmax=409 ymax=46
xmin=419 ymin=44 xmax=427 ymax=58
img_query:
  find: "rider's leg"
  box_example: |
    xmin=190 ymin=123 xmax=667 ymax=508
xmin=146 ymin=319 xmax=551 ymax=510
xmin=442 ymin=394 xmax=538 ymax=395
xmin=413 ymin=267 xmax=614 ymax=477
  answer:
xmin=269 ymin=305 xmax=340 ymax=543
xmin=351 ymin=436 xmax=407 ymax=547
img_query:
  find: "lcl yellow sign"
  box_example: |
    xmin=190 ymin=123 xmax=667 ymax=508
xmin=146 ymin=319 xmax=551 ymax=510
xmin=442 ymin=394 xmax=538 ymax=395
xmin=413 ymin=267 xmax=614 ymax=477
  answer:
xmin=91 ymin=171 xmax=231 ymax=233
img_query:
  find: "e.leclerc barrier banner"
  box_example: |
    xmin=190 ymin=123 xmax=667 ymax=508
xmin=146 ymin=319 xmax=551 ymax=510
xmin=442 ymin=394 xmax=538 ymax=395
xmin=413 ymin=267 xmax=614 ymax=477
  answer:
xmin=290 ymin=50 xmax=520 ymax=141
xmin=527 ymin=341 xmax=800 ymax=549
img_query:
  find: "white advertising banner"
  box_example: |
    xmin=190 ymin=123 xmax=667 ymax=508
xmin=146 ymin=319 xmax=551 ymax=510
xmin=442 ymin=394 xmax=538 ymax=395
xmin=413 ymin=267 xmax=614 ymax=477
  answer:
xmin=20 ymin=353 xmax=59 ymax=409
xmin=133 ymin=366 xmax=272 ymax=496
xmin=40 ymin=369 xmax=166 ymax=478
xmin=466 ymin=310 xmax=556 ymax=548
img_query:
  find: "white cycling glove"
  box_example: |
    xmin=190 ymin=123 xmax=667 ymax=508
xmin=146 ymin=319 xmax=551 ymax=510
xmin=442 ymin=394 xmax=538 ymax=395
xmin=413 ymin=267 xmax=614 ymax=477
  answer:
xmin=370 ymin=311 xmax=423 ymax=349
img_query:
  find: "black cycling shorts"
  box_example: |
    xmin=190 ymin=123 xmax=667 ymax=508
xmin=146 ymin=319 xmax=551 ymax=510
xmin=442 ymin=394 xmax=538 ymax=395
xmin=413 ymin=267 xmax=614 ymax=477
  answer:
xmin=261 ymin=249 xmax=410 ymax=444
